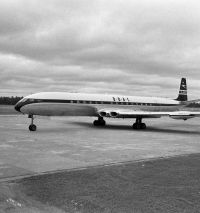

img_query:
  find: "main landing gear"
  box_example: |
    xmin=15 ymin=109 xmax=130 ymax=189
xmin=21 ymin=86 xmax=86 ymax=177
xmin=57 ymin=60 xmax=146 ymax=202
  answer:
xmin=93 ymin=116 xmax=106 ymax=126
xmin=28 ymin=115 xmax=37 ymax=131
xmin=132 ymin=117 xmax=146 ymax=130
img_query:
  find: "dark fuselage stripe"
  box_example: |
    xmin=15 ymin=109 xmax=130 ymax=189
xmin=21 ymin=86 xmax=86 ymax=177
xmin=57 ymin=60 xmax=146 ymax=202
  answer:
xmin=22 ymin=98 xmax=179 ymax=106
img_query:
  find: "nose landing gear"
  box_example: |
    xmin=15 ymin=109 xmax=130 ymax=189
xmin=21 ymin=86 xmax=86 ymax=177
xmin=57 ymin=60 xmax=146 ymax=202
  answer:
xmin=28 ymin=115 xmax=37 ymax=131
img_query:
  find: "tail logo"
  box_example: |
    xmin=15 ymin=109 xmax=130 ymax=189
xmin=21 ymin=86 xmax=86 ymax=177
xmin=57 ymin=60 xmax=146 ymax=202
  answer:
xmin=176 ymin=78 xmax=188 ymax=101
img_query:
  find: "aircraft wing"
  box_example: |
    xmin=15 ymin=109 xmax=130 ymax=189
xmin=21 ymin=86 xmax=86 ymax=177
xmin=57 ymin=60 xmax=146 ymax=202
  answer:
xmin=97 ymin=108 xmax=200 ymax=119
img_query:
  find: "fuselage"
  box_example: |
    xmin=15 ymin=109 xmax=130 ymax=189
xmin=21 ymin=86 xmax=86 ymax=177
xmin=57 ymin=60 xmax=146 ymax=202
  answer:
xmin=15 ymin=92 xmax=183 ymax=117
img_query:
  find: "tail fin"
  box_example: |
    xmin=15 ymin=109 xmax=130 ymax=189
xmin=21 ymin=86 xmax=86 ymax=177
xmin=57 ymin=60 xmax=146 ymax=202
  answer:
xmin=176 ymin=78 xmax=188 ymax=101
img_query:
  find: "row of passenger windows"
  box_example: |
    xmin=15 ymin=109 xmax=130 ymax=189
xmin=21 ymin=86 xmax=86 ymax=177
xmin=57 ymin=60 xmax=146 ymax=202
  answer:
xmin=69 ymin=100 xmax=154 ymax=106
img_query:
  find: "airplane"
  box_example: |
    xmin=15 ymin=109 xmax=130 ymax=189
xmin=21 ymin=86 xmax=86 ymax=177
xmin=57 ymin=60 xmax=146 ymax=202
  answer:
xmin=15 ymin=78 xmax=200 ymax=131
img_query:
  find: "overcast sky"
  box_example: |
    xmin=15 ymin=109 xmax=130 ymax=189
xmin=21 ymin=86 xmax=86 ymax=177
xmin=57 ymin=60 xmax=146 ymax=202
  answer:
xmin=1 ymin=0 xmax=200 ymax=99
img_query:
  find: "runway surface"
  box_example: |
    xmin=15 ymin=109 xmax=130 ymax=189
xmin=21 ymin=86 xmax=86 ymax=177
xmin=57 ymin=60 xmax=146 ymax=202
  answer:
xmin=0 ymin=113 xmax=200 ymax=180
xmin=1 ymin=108 xmax=200 ymax=212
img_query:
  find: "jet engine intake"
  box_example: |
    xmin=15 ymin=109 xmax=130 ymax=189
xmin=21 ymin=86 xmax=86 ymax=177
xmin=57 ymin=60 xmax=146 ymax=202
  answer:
xmin=99 ymin=111 xmax=110 ymax=117
xmin=109 ymin=111 xmax=119 ymax=118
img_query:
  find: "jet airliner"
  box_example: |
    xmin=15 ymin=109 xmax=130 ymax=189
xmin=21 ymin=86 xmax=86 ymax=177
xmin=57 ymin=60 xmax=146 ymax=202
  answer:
xmin=15 ymin=78 xmax=200 ymax=131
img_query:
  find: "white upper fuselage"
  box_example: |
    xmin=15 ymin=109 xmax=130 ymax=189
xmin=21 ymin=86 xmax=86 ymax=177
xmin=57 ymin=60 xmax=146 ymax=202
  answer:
xmin=15 ymin=92 xmax=181 ymax=117
xmin=22 ymin=92 xmax=179 ymax=104
xmin=26 ymin=92 xmax=179 ymax=103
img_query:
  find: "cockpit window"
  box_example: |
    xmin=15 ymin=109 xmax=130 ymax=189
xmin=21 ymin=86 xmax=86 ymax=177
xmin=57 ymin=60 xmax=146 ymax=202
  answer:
xmin=19 ymin=98 xmax=27 ymax=103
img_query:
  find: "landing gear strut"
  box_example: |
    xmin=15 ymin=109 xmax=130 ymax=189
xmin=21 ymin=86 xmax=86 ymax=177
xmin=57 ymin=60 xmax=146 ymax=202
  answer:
xmin=93 ymin=116 xmax=106 ymax=126
xmin=28 ymin=115 xmax=37 ymax=131
xmin=132 ymin=117 xmax=146 ymax=130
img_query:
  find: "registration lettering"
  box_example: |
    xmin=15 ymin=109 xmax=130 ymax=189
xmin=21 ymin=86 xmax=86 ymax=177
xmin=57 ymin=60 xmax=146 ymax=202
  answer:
xmin=112 ymin=97 xmax=130 ymax=102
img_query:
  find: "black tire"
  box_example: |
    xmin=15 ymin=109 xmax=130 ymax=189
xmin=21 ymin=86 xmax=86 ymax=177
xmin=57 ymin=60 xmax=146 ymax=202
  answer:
xmin=141 ymin=123 xmax=146 ymax=129
xmin=93 ymin=120 xmax=99 ymax=126
xmin=132 ymin=123 xmax=145 ymax=130
xmin=100 ymin=120 xmax=106 ymax=126
xmin=132 ymin=123 xmax=138 ymax=129
xmin=29 ymin=124 xmax=37 ymax=131
xmin=93 ymin=119 xmax=106 ymax=126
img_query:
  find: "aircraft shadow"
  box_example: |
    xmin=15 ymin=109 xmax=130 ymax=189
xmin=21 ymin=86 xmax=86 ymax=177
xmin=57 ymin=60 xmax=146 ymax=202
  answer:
xmin=69 ymin=121 xmax=200 ymax=135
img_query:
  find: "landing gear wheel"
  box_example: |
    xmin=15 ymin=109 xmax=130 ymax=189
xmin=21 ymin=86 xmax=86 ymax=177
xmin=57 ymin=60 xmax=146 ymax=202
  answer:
xmin=29 ymin=124 xmax=37 ymax=131
xmin=100 ymin=120 xmax=106 ymax=126
xmin=28 ymin=115 xmax=37 ymax=131
xmin=132 ymin=123 xmax=142 ymax=129
xmin=132 ymin=123 xmax=137 ymax=129
xmin=141 ymin=123 xmax=146 ymax=129
xmin=93 ymin=120 xmax=99 ymax=126
xmin=93 ymin=117 xmax=106 ymax=126
xmin=132 ymin=117 xmax=146 ymax=130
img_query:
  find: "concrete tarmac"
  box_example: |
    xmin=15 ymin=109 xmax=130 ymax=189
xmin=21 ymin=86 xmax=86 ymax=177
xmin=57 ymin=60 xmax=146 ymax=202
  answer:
xmin=0 ymin=114 xmax=200 ymax=180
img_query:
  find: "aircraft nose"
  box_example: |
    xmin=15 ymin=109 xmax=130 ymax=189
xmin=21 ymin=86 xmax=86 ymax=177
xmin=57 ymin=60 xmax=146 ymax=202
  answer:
xmin=15 ymin=102 xmax=22 ymax=112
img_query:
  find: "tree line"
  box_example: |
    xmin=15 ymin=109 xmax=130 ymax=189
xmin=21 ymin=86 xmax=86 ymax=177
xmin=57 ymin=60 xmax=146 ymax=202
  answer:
xmin=187 ymin=102 xmax=200 ymax=108
xmin=0 ymin=96 xmax=23 ymax=105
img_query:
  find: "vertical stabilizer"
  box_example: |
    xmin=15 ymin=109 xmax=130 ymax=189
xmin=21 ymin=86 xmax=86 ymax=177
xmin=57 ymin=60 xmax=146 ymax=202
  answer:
xmin=176 ymin=78 xmax=187 ymax=101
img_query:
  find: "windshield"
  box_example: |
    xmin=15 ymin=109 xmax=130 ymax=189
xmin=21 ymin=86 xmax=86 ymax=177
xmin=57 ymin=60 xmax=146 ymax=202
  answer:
xmin=18 ymin=98 xmax=27 ymax=103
